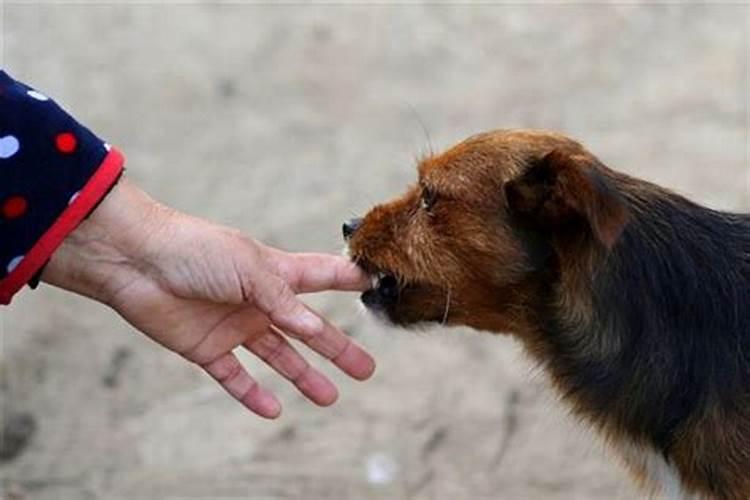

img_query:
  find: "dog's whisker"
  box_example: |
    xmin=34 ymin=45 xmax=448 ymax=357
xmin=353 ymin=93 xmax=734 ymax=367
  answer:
xmin=405 ymin=101 xmax=434 ymax=159
xmin=440 ymin=286 xmax=452 ymax=326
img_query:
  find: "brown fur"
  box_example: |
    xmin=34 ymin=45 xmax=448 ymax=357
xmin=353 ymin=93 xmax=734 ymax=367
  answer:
xmin=347 ymin=130 xmax=750 ymax=499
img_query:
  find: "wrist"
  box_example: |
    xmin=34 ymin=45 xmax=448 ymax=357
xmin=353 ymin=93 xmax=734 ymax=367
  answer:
xmin=42 ymin=177 xmax=167 ymax=304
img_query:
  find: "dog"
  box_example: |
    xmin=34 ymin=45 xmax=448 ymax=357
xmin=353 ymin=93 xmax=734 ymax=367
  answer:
xmin=344 ymin=130 xmax=750 ymax=499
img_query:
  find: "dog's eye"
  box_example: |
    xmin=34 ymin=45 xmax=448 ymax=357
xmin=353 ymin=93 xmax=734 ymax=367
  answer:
xmin=420 ymin=186 xmax=438 ymax=212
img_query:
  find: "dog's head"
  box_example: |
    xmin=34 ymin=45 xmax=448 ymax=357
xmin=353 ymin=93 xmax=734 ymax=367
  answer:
xmin=345 ymin=130 xmax=628 ymax=332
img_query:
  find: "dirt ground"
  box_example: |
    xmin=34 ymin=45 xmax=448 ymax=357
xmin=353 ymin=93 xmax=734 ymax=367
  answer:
xmin=1 ymin=3 xmax=748 ymax=500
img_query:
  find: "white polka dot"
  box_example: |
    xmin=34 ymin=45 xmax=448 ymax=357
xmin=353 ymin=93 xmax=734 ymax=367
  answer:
xmin=0 ymin=135 xmax=20 ymax=159
xmin=103 ymin=142 xmax=112 ymax=152
xmin=7 ymin=255 xmax=23 ymax=274
xmin=27 ymin=90 xmax=49 ymax=101
xmin=68 ymin=191 xmax=80 ymax=205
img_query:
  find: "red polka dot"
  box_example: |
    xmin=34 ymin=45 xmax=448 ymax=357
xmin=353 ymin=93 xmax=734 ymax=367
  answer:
xmin=55 ymin=132 xmax=78 ymax=153
xmin=2 ymin=196 xmax=28 ymax=219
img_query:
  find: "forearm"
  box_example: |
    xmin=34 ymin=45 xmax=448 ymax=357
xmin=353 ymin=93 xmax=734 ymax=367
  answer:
xmin=41 ymin=177 xmax=166 ymax=304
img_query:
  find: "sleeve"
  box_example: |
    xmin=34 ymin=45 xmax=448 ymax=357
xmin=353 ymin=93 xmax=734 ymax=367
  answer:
xmin=0 ymin=70 xmax=125 ymax=305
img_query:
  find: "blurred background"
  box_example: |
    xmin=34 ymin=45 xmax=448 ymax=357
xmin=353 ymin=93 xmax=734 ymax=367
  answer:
xmin=1 ymin=2 xmax=748 ymax=499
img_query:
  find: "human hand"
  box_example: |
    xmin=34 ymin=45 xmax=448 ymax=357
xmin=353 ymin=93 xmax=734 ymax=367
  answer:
xmin=42 ymin=178 xmax=375 ymax=418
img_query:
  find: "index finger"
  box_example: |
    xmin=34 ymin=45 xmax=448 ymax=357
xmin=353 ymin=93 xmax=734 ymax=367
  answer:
xmin=273 ymin=252 xmax=370 ymax=293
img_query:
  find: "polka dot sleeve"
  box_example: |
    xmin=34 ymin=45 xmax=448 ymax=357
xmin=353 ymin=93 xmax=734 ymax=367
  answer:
xmin=0 ymin=70 xmax=125 ymax=305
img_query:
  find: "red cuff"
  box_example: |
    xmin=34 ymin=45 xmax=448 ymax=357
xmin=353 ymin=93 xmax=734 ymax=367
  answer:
xmin=0 ymin=148 xmax=125 ymax=305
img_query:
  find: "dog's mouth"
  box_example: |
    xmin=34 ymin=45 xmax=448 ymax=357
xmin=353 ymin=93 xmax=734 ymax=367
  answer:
xmin=353 ymin=259 xmax=402 ymax=310
xmin=353 ymin=257 xmax=454 ymax=326
xmin=364 ymin=271 xmax=400 ymax=303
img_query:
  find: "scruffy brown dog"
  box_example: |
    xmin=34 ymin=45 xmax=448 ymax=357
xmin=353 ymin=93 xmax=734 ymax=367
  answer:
xmin=344 ymin=130 xmax=750 ymax=499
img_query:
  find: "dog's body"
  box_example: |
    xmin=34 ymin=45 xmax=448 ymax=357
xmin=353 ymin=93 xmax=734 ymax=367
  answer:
xmin=345 ymin=130 xmax=750 ymax=499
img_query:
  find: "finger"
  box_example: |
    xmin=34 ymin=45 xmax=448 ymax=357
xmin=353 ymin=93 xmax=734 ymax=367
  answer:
xmin=202 ymin=352 xmax=281 ymax=419
xmin=253 ymin=270 xmax=376 ymax=380
xmin=246 ymin=329 xmax=339 ymax=406
xmin=272 ymin=316 xmax=376 ymax=382
xmin=272 ymin=252 xmax=370 ymax=293
xmin=181 ymin=307 xmax=269 ymax=366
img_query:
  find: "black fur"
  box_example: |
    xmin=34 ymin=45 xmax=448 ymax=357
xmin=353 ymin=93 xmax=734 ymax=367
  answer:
xmin=531 ymin=179 xmax=750 ymax=458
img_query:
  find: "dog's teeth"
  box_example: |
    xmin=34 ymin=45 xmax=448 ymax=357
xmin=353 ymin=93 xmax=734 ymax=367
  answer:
xmin=369 ymin=271 xmax=391 ymax=290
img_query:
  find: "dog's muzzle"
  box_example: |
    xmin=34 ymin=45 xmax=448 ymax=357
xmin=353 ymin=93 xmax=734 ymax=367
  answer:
xmin=342 ymin=217 xmax=400 ymax=309
xmin=361 ymin=273 xmax=399 ymax=309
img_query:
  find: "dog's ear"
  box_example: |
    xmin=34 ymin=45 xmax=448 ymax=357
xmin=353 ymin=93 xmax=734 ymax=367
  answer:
xmin=504 ymin=149 xmax=628 ymax=249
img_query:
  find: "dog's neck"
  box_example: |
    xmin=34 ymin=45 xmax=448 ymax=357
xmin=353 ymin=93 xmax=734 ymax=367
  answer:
xmin=520 ymin=187 xmax=750 ymax=456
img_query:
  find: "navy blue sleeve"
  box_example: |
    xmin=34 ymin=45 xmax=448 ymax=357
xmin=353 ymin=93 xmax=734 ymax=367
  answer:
xmin=0 ymin=70 xmax=125 ymax=304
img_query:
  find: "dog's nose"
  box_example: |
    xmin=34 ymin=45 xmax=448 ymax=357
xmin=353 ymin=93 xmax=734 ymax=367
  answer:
xmin=342 ymin=217 xmax=363 ymax=240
